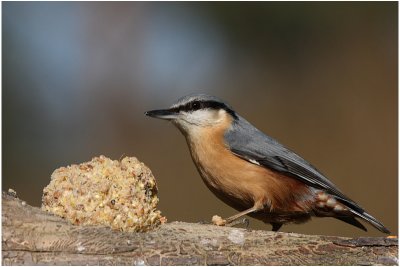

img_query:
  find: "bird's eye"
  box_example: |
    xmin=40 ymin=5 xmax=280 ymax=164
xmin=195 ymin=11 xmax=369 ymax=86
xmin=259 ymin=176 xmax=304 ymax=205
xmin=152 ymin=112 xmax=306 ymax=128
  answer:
xmin=191 ymin=101 xmax=201 ymax=110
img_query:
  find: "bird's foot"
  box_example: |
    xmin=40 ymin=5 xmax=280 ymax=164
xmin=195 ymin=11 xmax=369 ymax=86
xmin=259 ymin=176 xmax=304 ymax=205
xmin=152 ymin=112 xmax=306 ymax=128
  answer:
xmin=227 ymin=217 xmax=250 ymax=228
xmin=271 ymin=222 xmax=283 ymax=232
xmin=211 ymin=215 xmax=250 ymax=228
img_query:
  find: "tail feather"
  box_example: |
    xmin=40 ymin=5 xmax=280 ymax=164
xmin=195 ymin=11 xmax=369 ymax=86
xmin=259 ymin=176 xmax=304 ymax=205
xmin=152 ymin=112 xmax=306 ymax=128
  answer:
xmin=350 ymin=210 xmax=390 ymax=234
xmin=335 ymin=196 xmax=390 ymax=234
xmin=335 ymin=216 xmax=367 ymax=232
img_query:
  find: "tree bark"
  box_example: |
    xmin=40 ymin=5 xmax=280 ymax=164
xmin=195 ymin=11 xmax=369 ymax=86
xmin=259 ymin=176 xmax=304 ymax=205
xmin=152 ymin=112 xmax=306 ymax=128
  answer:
xmin=2 ymin=192 xmax=398 ymax=265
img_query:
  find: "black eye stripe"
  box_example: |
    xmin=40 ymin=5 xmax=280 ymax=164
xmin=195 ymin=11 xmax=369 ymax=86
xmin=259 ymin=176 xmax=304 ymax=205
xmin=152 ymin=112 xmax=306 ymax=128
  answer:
xmin=183 ymin=100 xmax=222 ymax=112
xmin=190 ymin=101 xmax=201 ymax=110
xmin=171 ymin=100 xmax=238 ymax=119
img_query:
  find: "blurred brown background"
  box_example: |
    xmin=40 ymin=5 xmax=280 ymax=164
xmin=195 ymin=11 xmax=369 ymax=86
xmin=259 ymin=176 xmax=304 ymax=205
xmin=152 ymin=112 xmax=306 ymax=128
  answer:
xmin=3 ymin=2 xmax=397 ymax=237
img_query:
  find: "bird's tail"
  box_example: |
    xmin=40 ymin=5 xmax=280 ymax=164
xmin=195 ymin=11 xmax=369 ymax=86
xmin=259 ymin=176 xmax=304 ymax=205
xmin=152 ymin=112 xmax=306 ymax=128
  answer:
xmin=350 ymin=209 xmax=390 ymax=234
xmin=335 ymin=196 xmax=390 ymax=234
xmin=335 ymin=216 xmax=367 ymax=232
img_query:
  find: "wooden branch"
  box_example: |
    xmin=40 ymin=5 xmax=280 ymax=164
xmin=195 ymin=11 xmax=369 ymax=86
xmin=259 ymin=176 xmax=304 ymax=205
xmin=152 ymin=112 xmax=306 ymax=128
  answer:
xmin=2 ymin=192 xmax=398 ymax=265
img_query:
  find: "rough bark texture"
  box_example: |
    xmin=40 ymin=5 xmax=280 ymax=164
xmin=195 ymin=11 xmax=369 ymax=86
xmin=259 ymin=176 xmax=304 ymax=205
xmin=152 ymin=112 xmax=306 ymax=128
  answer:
xmin=2 ymin=192 xmax=398 ymax=265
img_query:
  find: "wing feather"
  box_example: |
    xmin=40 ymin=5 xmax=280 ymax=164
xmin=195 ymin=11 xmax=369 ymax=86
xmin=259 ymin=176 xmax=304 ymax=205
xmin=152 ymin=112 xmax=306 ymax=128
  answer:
xmin=225 ymin=116 xmax=364 ymax=213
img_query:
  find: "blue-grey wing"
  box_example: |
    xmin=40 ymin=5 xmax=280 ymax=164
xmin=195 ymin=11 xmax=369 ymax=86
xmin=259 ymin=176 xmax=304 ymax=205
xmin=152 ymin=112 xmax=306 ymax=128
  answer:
xmin=224 ymin=116 xmax=364 ymax=212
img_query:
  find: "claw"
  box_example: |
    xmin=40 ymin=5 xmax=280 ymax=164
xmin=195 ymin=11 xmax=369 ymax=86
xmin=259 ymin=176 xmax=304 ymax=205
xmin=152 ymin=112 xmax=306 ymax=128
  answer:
xmin=227 ymin=217 xmax=250 ymax=228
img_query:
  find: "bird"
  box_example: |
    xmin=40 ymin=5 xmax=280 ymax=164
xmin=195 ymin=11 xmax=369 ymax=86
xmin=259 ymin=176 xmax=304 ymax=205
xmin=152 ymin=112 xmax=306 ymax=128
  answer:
xmin=145 ymin=94 xmax=390 ymax=233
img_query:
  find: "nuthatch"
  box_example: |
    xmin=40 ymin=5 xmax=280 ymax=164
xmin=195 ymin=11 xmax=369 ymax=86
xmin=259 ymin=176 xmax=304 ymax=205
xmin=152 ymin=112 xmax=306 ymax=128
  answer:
xmin=145 ymin=94 xmax=390 ymax=233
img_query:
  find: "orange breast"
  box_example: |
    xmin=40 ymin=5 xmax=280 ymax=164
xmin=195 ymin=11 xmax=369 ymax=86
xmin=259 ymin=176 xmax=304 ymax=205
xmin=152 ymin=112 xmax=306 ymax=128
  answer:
xmin=185 ymin=116 xmax=313 ymax=213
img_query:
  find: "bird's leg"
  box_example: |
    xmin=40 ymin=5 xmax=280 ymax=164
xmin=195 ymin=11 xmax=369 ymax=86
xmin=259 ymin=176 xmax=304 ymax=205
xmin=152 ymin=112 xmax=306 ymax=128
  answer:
xmin=271 ymin=223 xmax=283 ymax=232
xmin=225 ymin=206 xmax=259 ymax=224
xmin=213 ymin=203 xmax=263 ymax=226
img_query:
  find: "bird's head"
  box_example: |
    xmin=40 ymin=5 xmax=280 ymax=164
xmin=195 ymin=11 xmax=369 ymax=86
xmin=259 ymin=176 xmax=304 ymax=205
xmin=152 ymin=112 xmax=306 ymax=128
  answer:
xmin=145 ymin=94 xmax=237 ymax=135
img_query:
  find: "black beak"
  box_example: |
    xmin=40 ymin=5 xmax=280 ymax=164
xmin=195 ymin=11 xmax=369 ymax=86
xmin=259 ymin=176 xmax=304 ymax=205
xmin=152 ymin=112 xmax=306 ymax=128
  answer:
xmin=145 ymin=109 xmax=178 ymax=120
